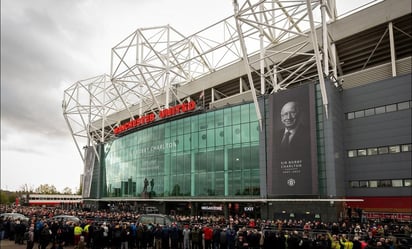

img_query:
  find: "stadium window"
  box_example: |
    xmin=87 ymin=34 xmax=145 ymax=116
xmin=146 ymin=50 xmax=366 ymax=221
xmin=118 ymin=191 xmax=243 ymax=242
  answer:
xmin=347 ymin=112 xmax=355 ymax=120
xmin=392 ymin=179 xmax=403 ymax=187
xmin=404 ymin=179 xmax=412 ymax=187
xmin=357 ymin=149 xmax=367 ymax=156
xmin=365 ymin=108 xmax=375 ymax=116
xmin=350 ymin=181 xmax=360 ymax=188
xmin=401 ymin=144 xmax=412 ymax=152
xmin=389 ymin=145 xmax=401 ymax=154
xmin=378 ymin=146 xmax=389 ymax=154
xmin=347 ymin=150 xmax=357 ymax=158
xmin=375 ymin=106 xmax=385 ymax=115
xmin=385 ymin=104 xmax=397 ymax=112
xmin=367 ymin=148 xmax=378 ymax=156
xmin=359 ymin=181 xmax=368 ymax=188
xmin=397 ymin=101 xmax=410 ymax=110
xmin=369 ymin=180 xmax=378 ymax=188
xmin=354 ymin=110 xmax=365 ymax=118
xmin=378 ymin=179 xmax=391 ymax=187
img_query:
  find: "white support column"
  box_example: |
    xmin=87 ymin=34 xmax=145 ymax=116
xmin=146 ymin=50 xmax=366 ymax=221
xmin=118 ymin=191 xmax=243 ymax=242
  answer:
xmin=165 ymin=26 xmax=171 ymax=108
xmin=388 ymin=22 xmax=397 ymax=77
xmin=233 ymin=0 xmax=263 ymax=130
xmin=259 ymin=3 xmax=266 ymax=95
xmin=306 ymin=0 xmax=329 ymax=119
xmin=321 ymin=0 xmax=329 ymax=76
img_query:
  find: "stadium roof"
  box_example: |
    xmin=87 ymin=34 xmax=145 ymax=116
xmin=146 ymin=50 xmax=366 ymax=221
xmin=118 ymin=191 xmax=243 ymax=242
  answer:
xmin=63 ymin=0 xmax=411 ymax=163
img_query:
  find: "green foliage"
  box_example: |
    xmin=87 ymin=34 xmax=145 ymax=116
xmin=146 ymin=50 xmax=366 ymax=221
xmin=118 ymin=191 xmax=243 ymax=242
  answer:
xmin=0 ymin=190 xmax=18 ymax=205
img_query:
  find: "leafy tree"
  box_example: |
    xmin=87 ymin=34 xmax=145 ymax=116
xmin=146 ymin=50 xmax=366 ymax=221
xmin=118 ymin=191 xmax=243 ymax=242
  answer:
xmin=62 ymin=187 xmax=72 ymax=195
xmin=0 ymin=190 xmax=18 ymax=205
xmin=76 ymin=184 xmax=83 ymax=195
xmin=19 ymin=184 xmax=35 ymax=193
xmin=35 ymin=184 xmax=58 ymax=194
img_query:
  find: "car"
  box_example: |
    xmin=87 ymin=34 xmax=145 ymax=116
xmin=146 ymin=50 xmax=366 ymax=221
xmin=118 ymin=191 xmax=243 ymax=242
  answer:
xmin=50 ymin=215 xmax=81 ymax=224
xmin=136 ymin=214 xmax=177 ymax=227
xmin=0 ymin=213 xmax=30 ymax=223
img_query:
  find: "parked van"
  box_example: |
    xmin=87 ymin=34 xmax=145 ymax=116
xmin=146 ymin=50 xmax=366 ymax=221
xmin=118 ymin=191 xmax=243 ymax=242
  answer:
xmin=139 ymin=206 xmax=159 ymax=214
xmin=137 ymin=214 xmax=176 ymax=226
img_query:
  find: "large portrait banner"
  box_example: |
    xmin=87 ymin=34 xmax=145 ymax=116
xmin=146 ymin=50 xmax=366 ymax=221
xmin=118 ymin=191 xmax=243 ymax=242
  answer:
xmin=268 ymin=84 xmax=317 ymax=196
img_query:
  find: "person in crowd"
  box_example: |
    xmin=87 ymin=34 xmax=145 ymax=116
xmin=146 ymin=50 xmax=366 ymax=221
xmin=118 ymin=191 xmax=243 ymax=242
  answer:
xmin=26 ymin=226 xmax=35 ymax=249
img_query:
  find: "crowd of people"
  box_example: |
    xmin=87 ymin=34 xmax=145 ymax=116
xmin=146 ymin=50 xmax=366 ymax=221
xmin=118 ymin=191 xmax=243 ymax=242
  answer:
xmin=0 ymin=205 xmax=411 ymax=249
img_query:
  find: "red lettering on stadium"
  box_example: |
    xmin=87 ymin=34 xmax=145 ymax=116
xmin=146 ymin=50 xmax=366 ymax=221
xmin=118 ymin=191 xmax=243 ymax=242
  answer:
xmin=114 ymin=101 xmax=196 ymax=135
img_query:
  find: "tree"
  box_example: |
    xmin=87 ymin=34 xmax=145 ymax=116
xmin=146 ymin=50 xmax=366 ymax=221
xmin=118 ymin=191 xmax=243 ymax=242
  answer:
xmin=62 ymin=187 xmax=72 ymax=195
xmin=35 ymin=184 xmax=58 ymax=194
xmin=19 ymin=184 xmax=35 ymax=193
xmin=0 ymin=190 xmax=18 ymax=205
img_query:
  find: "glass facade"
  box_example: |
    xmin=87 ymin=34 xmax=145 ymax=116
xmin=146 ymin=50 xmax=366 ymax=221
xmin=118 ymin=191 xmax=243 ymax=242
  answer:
xmin=104 ymin=103 xmax=260 ymax=198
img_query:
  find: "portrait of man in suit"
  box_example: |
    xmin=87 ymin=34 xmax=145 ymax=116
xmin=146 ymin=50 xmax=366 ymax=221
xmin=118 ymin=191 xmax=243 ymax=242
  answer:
xmin=278 ymin=101 xmax=307 ymax=153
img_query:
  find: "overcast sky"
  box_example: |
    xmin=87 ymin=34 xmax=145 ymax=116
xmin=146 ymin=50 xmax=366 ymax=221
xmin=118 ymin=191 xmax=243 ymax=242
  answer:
xmin=1 ymin=0 xmax=374 ymax=193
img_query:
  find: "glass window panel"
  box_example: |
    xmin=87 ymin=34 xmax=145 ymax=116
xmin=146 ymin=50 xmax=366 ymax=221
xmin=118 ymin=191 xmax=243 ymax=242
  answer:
xmin=404 ymin=179 xmax=412 ymax=187
xmin=224 ymin=126 xmax=233 ymax=145
xmin=191 ymin=132 xmax=199 ymax=149
xmin=350 ymin=181 xmax=360 ymax=188
xmin=214 ymin=149 xmax=224 ymax=172
xmin=378 ymin=180 xmax=391 ymax=187
xmin=242 ymin=170 xmax=251 ymax=195
xmin=375 ymin=106 xmax=385 ymax=114
xmin=397 ymin=101 xmax=410 ymax=110
xmin=386 ymin=104 xmax=397 ymax=112
xmin=357 ymin=149 xmax=367 ymax=156
xmin=240 ymin=104 xmax=250 ymax=123
xmin=229 ymin=171 xmax=242 ymax=195
xmin=206 ymin=112 xmax=215 ymax=129
xmin=241 ymin=146 xmax=252 ymax=170
xmin=215 ymin=110 xmax=224 ymax=127
xmin=215 ymin=128 xmax=224 ymax=146
xmin=359 ymin=181 xmax=368 ymax=188
xmin=176 ymin=154 xmax=185 ymax=175
xmin=224 ymin=108 xmax=232 ymax=126
xmin=176 ymin=137 xmax=184 ymax=152
xmin=191 ymin=116 xmax=199 ymax=133
xmin=183 ymin=134 xmax=191 ymax=151
xmin=250 ymin=145 xmax=259 ymax=170
xmin=389 ymin=145 xmax=400 ymax=153
xmin=354 ymin=110 xmax=365 ymax=118
xmin=229 ymin=147 xmax=242 ymax=171
xmin=198 ymin=115 xmax=207 ymax=130
xmin=347 ymin=112 xmax=355 ymax=120
xmin=195 ymin=151 xmax=207 ymax=172
xmin=401 ymin=144 xmax=412 ymax=152
xmin=369 ymin=180 xmax=378 ymax=188
xmin=199 ymin=132 xmax=207 ymax=148
xmin=250 ymin=104 xmax=258 ymax=122
xmin=232 ymin=106 xmax=241 ymax=125
xmin=183 ymin=119 xmax=191 ymax=134
xmin=348 ymin=150 xmax=357 ymax=158
xmin=367 ymin=148 xmax=378 ymax=156
xmin=183 ymin=154 xmax=191 ymax=175
xmin=233 ymin=125 xmax=241 ymax=144
xmin=378 ymin=147 xmax=389 ymax=154
xmin=176 ymin=119 xmax=184 ymax=135
xmin=250 ymin=123 xmax=259 ymax=143
xmin=365 ymin=108 xmax=375 ymax=116
xmin=392 ymin=180 xmax=403 ymax=187
xmin=207 ymin=129 xmax=215 ymax=148
xmin=241 ymin=123 xmax=250 ymax=143
xmin=170 ymin=122 xmax=177 ymax=137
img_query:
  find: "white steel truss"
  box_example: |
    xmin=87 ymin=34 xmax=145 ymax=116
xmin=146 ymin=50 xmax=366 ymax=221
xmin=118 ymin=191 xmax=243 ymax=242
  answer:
xmin=63 ymin=0 xmax=337 ymax=164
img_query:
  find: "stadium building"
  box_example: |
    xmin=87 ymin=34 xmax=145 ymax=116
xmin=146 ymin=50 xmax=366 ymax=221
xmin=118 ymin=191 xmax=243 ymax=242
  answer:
xmin=63 ymin=0 xmax=411 ymax=221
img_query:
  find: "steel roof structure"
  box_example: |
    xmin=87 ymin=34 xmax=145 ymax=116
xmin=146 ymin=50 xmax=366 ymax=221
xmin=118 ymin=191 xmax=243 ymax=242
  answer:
xmin=63 ymin=0 xmax=412 ymax=164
